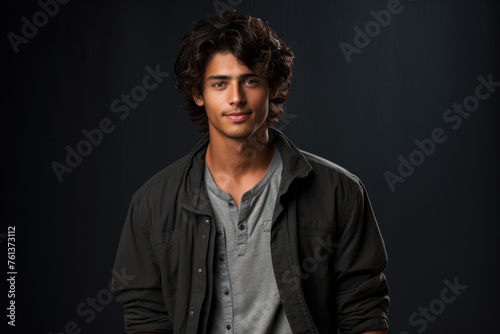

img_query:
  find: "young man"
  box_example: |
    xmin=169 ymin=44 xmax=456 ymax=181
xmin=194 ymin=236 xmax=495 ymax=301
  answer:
xmin=112 ymin=10 xmax=389 ymax=334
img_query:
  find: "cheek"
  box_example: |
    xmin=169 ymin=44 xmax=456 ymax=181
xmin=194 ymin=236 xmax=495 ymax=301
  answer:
xmin=202 ymin=93 xmax=222 ymax=111
xmin=251 ymin=90 xmax=270 ymax=108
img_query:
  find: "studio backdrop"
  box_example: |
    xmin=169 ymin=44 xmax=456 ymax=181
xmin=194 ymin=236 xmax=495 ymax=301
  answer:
xmin=3 ymin=0 xmax=499 ymax=333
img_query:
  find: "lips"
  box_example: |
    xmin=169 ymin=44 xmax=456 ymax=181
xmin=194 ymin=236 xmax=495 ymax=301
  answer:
xmin=224 ymin=111 xmax=251 ymax=122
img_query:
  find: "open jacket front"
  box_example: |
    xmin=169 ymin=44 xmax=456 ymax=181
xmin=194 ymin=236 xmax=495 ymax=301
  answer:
xmin=112 ymin=128 xmax=390 ymax=334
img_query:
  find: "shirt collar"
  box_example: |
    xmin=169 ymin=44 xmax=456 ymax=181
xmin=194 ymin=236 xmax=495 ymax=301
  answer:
xmin=177 ymin=128 xmax=312 ymax=214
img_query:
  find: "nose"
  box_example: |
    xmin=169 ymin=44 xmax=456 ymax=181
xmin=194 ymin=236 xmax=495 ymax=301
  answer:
xmin=228 ymin=83 xmax=245 ymax=106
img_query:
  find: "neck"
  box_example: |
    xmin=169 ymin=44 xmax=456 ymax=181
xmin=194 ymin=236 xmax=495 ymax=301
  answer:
xmin=206 ymin=128 xmax=275 ymax=179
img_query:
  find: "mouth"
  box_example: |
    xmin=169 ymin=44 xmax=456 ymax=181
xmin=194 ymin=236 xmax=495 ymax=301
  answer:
xmin=224 ymin=111 xmax=252 ymax=122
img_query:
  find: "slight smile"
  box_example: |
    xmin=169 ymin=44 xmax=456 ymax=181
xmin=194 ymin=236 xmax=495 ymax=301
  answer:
xmin=224 ymin=111 xmax=252 ymax=122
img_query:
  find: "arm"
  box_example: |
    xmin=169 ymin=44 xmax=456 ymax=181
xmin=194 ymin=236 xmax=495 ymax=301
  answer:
xmin=112 ymin=199 xmax=173 ymax=334
xmin=333 ymin=181 xmax=390 ymax=334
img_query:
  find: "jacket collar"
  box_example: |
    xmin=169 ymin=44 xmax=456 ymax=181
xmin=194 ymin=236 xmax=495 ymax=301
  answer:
xmin=177 ymin=128 xmax=313 ymax=215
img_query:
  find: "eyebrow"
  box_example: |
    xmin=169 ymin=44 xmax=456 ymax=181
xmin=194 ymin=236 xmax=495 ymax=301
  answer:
xmin=205 ymin=73 xmax=259 ymax=81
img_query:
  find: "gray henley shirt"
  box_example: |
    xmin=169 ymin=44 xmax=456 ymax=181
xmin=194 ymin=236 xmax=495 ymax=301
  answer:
xmin=204 ymin=147 xmax=292 ymax=334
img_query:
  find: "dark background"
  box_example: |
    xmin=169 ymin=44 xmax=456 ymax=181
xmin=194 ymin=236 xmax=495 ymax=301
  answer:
xmin=3 ymin=0 xmax=499 ymax=333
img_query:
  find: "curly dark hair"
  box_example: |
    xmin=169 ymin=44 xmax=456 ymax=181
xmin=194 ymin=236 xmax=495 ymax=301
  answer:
xmin=174 ymin=10 xmax=294 ymax=133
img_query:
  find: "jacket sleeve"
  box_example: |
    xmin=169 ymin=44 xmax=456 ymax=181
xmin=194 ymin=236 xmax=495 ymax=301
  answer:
xmin=333 ymin=180 xmax=390 ymax=334
xmin=112 ymin=197 xmax=173 ymax=334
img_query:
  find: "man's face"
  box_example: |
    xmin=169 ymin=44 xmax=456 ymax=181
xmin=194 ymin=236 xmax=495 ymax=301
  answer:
xmin=193 ymin=52 xmax=273 ymax=140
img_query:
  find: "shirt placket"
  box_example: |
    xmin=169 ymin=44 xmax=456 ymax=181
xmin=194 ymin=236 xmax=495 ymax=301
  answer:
xmin=234 ymin=198 xmax=250 ymax=257
xmin=213 ymin=225 xmax=234 ymax=333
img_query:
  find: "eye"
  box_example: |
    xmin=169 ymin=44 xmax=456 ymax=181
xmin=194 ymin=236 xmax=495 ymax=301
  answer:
xmin=212 ymin=82 xmax=226 ymax=88
xmin=243 ymin=79 xmax=258 ymax=86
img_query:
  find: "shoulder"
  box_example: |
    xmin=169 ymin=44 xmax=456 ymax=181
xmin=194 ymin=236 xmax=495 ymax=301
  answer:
xmin=131 ymin=154 xmax=190 ymax=204
xmin=300 ymin=149 xmax=363 ymax=192
xmin=130 ymin=134 xmax=210 ymax=205
xmin=272 ymin=128 xmax=363 ymax=192
xmin=297 ymin=150 xmax=372 ymax=226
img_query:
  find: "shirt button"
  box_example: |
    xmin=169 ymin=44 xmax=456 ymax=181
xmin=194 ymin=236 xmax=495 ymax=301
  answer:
xmin=226 ymin=324 xmax=231 ymax=330
xmin=224 ymin=290 xmax=230 ymax=295
xmin=238 ymin=224 xmax=245 ymax=230
xmin=218 ymin=256 xmax=225 ymax=262
xmin=198 ymin=268 xmax=203 ymax=273
xmin=205 ymin=219 xmax=210 ymax=224
xmin=189 ymin=310 xmax=194 ymax=316
xmin=217 ymin=230 xmax=223 ymax=236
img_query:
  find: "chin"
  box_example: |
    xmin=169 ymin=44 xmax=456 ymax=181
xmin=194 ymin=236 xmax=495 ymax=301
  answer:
xmin=211 ymin=119 xmax=267 ymax=140
xmin=224 ymin=130 xmax=255 ymax=140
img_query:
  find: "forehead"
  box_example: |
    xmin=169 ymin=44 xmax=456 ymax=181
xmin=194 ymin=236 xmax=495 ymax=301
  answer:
xmin=204 ymin=52 xmax=254 ymax=78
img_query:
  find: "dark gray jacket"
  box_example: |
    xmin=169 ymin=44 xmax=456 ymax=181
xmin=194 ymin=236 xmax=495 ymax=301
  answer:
xmin=112 ymin=128 xmax=390 ymax=334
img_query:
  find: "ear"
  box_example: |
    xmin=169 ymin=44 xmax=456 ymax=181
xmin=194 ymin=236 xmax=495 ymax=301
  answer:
xmin=192 ymin=87 xmax=204 ymax=106
xmin=269 ymin=79 xmax=281 ymax=100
